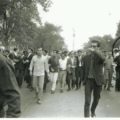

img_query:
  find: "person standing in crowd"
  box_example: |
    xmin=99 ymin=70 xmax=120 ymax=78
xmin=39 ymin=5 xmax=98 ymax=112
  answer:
xmin=29 ymin=48 xmax=49 ymax=104
xmin=77 ymin=49 xmax=83 ymax=89
xmin=0 ymin=48 xmax=21 ymax=118
xmin=43 ymin=49 xmax=50 ymax=93
xmin=48 ymin=50 xmax=59 ymax=94
xmin=59 ymin=52 xmax=68 ymax=93
xmin=104 ymin=52 xmax=113 ymax=91
xmin=67 ymin=51 xmax=77 ymax=90
xmin=24 ymin=48 xmax=34 ymax=90
xmin=114 ymin=48 xmax=120 ymax=92
xmin=82 ymin=40 xmax=105 ymax=117
xmin=74 ymin=51 xmax=79 ymax=90
xmin=15 ymin=51 xmax=24 ymax=88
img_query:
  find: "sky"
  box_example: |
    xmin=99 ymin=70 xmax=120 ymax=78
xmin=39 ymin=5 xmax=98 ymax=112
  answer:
xmin=37 ymin=0 xmax=120 ymax=51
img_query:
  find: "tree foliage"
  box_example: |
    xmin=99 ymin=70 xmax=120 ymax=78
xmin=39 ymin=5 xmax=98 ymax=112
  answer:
xmin=32 ymin=22 xmax=66 ymax=51
xmin=0 ymin=0 xmax=52 ymax=47
xmin=115 ymin=21 xmax=120 ymax=48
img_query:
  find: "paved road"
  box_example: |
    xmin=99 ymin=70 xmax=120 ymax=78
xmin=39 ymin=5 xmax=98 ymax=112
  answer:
xmin=20 ymin=81 xmax=120 ymax=118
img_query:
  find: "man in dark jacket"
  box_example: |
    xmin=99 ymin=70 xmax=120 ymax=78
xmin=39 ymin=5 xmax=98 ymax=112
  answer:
xmin=114 ymin=49 xmax=120 ymax=91
xmin=82 ymin=40 xmax=105 ymax=117
xmin=0 ymin=52 xmax=21 ymax=118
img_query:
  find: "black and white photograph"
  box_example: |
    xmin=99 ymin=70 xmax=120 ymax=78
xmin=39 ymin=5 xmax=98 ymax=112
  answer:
xmin=0 ymin=0 xmax=120 ymax=118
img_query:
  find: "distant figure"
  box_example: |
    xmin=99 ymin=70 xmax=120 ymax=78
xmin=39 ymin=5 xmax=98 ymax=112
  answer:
xmin=82 ymin=40 xmax=105 ymax=117
xmin=59 ymin=52 xmax=68 ymax=93
xmin=76 ymin=50 xmax=83 ymax=89
xmin=104 ymin=52 xmax=113 ymax=91
xmin=0 ymin=51 xmax=21 ymax=118
xmin=67 ymin=51 xmax=77 ymax=90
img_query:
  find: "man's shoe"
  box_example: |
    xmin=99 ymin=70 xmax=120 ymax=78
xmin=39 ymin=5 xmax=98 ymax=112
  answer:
xmin=37 ymin=99 xmax=42 ymax=104
xmin=91 ymin=112 xmax=96 ymax=117
xmin=51 ymin=90 xmax=55 ymax=94
xmin=60 ymin=89 xmax=63 ymax=93
xmin=30 ymin=87 xmax=34 ymax=92
xmin=76 ymin=87 xmax=79 ymax=90
xmin=67 ymin=88 xmax=71 ymax=91
xmin=107 ymin=88 xmax=111 ymax=91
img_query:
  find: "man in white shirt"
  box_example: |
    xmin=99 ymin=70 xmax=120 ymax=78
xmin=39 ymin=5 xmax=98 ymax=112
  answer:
xmin=29 ymin=48 xmax=49 ymax=104
xmin=59 ymin=52 xmax=68 ymax=93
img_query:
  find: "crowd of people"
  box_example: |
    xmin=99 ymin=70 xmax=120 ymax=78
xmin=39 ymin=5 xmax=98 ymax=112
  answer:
xmin=0 ymin=40 xmax=120 ymax=118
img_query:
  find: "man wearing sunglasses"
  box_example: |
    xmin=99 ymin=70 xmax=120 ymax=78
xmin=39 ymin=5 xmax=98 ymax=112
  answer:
xmin=82 ymin=40 xmax=105 ymax=117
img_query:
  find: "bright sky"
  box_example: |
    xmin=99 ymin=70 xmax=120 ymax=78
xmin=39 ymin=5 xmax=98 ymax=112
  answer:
xmin=37 ymin=0 xmax=120 ymax=51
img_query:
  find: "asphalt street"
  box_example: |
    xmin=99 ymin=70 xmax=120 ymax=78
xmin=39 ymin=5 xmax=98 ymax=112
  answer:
xmin=20 ymin=81 xmax=120 ymax=118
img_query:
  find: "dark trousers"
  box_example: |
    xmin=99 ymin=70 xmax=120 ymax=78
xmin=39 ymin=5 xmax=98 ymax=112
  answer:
xmin=43 ymin=71 xmax=49 ymax=92
xmin=66 ymin=72 xmax=72 ymax=90
xmin=24 ymin=69 xmax=32 ymax=88
xmin=84 ymin=78 xmax=102 ymax=117
xmin=0 ymin=89 xmax=21 ymax=118
xmin=76 ymin=67 xmax=83 ymax=89
xmin=115 ymin=70 xmax=120 ymax=91
xmin=16 ymin=69 xmax=24 ymax=88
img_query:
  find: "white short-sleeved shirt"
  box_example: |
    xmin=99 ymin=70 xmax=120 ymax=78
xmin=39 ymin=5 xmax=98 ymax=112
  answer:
xmin=59 ymin=57 xmax=68 ymax=70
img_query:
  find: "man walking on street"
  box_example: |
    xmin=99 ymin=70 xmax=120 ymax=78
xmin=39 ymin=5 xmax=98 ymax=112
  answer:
xmin=82 ymin=40 xmax=105 ymax=117
xmin=29 ymin=48 xmax=49 ymax=104
xmin=48 ymin=50 xmax=59 ymax=94
xmin=59 ymin=52 xmax=68 ymax=93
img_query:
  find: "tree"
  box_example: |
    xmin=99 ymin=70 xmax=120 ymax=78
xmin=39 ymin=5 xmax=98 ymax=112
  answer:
xmin=33 ymin=22 xmax=67 ymax=51
xmin=115 ymin=21 xmax=120 ymax=48
xmin=0 ymin=0 xmax=51 ymax=47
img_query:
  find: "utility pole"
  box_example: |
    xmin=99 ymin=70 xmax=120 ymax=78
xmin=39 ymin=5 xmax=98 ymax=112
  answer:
xmin=72 ymin=28 xmax=75 ymax=51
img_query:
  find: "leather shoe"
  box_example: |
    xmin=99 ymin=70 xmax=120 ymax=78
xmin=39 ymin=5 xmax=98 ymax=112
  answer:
xmin=91 ymin=112 xmax=96 ymax=117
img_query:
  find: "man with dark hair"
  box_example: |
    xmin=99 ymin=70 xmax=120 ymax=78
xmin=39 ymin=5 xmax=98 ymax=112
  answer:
xmin=114 ymin=48 xmax=120 ymax=91
xmin=43 ymin=49 xmax=50 ymax=92
xmin=24 ymin=48 xmax=34 ymax=90
xmin=0 ymin=51 xmax=21 ymax=118
xmin=48 ymin=50 xmax=59 ymax=94
xmin=67 ymin=51 xmax=77 ymax=90
xmin=59 ymin=52 xmax=68 ymax=93
xmin=29 ymin=48 xmax=49 ymax=104
xmin=77 ymin=49 xmax=83 ymax=89
xmin=83 ymin=40 xmax=105 ymax=117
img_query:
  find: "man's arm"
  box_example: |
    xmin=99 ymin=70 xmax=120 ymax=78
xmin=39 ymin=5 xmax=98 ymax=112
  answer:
xmin=94 ymin=49 xmax=105 ymax=63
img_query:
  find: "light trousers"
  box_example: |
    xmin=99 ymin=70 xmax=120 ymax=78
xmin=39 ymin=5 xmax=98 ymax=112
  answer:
xmin=50 ymin=72 xmax=58 ymax=91
xmin=59 ymin=71 xmax=67 ymax=90
xmin=33 ymin=76 xmax=44 ymax=100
